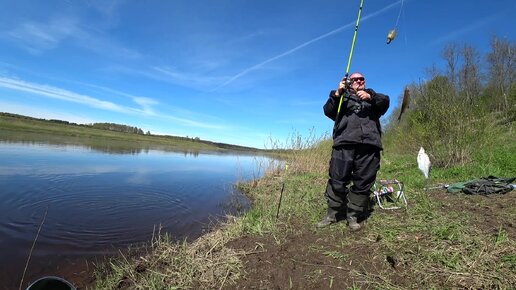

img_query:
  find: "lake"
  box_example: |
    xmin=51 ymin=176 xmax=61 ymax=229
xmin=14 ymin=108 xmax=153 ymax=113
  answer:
xmin=0 ymin=139 xmax=269 ymax=289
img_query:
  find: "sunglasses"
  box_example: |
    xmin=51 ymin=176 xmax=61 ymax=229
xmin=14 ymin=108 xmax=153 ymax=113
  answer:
xmin=351 ymin=77 xmax=365 ymax=82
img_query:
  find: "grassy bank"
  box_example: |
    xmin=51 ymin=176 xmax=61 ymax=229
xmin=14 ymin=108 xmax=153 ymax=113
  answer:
xmin=0 ymin=113 xmax=261 ymax=153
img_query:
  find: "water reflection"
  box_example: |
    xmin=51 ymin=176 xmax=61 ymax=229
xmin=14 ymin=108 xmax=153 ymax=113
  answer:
xmin=0 ymin=132 xmax=269 ymax=290
xmin=0 ymin=130 xmax=208 ymax=155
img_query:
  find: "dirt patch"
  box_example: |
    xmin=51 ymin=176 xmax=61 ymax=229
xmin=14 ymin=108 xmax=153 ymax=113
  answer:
xmin=225 ymin=222 xmax=409 ymax=290
xmin=432 ymin=190 xmax=516 ymax=238
xmin=224 ymin=191 xmax=516 ymax=289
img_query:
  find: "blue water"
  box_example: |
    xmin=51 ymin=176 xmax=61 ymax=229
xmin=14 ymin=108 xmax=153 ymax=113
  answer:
xmin=0 ymin=142 xmax=267 ymax=289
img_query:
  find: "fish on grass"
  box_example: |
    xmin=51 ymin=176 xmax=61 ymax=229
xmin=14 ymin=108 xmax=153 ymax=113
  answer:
xmin=398 ymin=87 xmax=410 ymax=123
xmin=417 ymin=147 xmax=431 ymax=179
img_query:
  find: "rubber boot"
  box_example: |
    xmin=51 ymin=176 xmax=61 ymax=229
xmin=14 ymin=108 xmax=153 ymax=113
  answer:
xmin=316 ymin=208 xmax=338 ymax=228
xmin=346 ymin=216 xmax=361 ymax=231
xmin=346 ymin=208 xmax=362 ymax=231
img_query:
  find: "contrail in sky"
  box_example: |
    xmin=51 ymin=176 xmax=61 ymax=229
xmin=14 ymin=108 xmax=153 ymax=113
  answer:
xmin=214 ymin=0 xmax=402 ymax=91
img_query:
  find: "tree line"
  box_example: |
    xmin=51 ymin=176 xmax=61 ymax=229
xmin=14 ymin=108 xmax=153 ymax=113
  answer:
xmin=383 ymin=35 xmax=515 ymax=167
xmin=90 ymin=122 xmax=146 ymax=135
xmin=0 ymin=113 xmax=150 ymax=135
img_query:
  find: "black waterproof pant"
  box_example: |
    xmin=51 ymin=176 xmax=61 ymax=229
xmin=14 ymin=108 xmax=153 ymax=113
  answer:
xmin=325 ymin=144 xmax=381 ymax=219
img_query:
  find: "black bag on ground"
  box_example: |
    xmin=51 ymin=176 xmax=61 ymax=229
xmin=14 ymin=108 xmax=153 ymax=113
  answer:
xmin=462 ymin=176 xmax=515 ymax=195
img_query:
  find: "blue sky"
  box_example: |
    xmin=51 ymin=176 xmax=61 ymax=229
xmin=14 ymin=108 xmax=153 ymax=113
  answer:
xmin=0 ymin=0 xmax=514 ymax=148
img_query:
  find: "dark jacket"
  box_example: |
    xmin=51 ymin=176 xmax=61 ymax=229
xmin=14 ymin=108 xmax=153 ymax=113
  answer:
xmin=323 ymin=88 xmax=390 ymax=149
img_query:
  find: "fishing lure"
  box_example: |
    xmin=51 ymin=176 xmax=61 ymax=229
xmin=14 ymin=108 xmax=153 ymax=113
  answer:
xmin=387 ymin=28 xmax=397 ymax=44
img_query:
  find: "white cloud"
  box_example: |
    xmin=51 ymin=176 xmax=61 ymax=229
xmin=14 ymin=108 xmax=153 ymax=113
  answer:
xmin=0 ymin=76 xmax=227 ymax=129
xmin=0 ymin=165 xmax=122 ymax=176
xmin=0 ymin=100 xmax=98 ymax=124
xmin=104 ymin=65 xmax=228 ymax=91
xmin=0 ymin=76 xmax=131 ymax=113
xmin=5 ymin=14 xmax=142 ymax=59
xmin=133 ymin=97 xmax=158 ymax=115
xmin=151 ymin=66 xmax=227 ymax=90
xmin=7 ymin=17 xmax=80 ymax=54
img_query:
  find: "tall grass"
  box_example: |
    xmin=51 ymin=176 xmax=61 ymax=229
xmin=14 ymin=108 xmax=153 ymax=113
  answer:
xmin=94 ymin=225 xmax=244 ymax=290
xmin=265 ymin=128 xmax=331 ymax=175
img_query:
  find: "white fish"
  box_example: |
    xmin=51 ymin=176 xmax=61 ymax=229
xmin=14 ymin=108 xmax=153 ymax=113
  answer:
xmin=417 ymin=147 xmax=431 ymax=179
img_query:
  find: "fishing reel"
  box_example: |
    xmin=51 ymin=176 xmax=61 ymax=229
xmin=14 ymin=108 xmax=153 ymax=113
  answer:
xmin=337 ymin=77 xmax=353 ymax=93
xmin=344 ymin=77 xmax=353 ymax=89
xmin=337 ymin=76 xmax=360 ymax=98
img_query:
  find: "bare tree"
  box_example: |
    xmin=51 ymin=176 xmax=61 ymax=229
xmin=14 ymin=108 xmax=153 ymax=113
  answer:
xmin=487 ymin=36 xmax=516 ymax=111
xmin=442 ymin=44 xmax=459 ymax=85
xmin=459 ymin=44 xmax=481 ymax=102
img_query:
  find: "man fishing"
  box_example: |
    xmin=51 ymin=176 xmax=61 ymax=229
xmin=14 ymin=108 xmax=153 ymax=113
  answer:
xmin=317 ymin=72 xmax=390 ymax=230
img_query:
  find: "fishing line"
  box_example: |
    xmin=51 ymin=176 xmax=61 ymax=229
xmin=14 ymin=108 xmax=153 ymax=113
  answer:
xmin=402 ymin=1 xmax=408 ymax=48
xmin=394 ymin=0 xmax=404 ymax=28
xmin=386 ymin=0 xmax=405 ymax=44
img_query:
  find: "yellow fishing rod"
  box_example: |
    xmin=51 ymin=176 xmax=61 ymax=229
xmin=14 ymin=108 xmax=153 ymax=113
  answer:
xmin=337 ymin=0 xmax=365 ymax=116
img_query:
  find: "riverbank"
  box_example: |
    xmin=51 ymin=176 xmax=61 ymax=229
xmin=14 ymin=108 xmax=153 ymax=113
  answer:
xmin=0 ymin=112 xmax=264 ymax=153
xmin=88 ymin=138 xmax=515 ymax=289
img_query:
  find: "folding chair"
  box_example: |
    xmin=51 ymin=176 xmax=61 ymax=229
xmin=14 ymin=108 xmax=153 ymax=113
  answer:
xmin=372 ymin=179 xmax=407 ymax=210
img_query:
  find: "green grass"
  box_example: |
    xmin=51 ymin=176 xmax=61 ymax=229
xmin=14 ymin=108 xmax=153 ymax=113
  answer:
xmin=0 ymin=113 xmax=264 ymax=153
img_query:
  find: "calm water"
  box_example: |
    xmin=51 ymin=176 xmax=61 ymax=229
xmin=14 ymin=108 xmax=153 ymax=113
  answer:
xmin=0 ymin=140 xmax=267 ymax=289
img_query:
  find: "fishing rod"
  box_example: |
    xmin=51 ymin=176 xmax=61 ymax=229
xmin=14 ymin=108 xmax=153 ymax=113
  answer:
xmin=19 ymin=207 xmax=48 ymax=290
xmin=276 ymin=163 xmax=288 ymax=220
xmin=336 ymin=0 xmax=365 ymax=117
